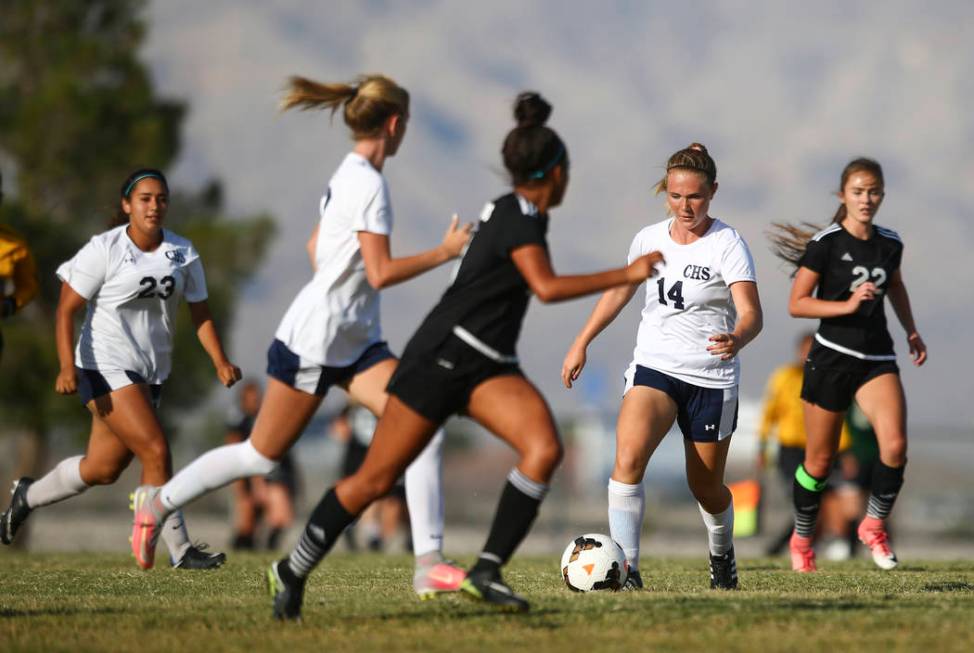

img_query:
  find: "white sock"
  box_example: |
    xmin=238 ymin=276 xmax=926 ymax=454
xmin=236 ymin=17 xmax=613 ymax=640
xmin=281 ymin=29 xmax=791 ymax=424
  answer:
xmin=161 ymin=510 xmax=192 ymax=562
xmin=607 ymin=478 xmax=644 ymax=570
xmin=405 ymin=428 xmax=445 ymax=560
xmin=25 ymin=455 xmax=88 ymax=509
xmin=160 ymin=440 xmax=277 ymax=511
xmin=698 ymin=502 xmax=734 ymax=556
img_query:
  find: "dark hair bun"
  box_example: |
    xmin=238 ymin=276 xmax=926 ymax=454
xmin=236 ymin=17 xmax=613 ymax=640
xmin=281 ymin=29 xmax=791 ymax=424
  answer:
xmin=513 ymin=92 xmax=552 ymax=128
xmin=688 ymin=142 xmax=708 ymax=154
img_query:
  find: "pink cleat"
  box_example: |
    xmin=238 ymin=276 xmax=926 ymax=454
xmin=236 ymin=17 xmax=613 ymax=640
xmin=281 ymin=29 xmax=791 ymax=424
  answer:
xmin=858 ymin=516 xmax=898 ymax=570
xmin=789 ymin=531 xmax=817 ymax=573
xmin=413 ymin=561 xmax=467 ymax=600
xmin=130 ymin=485 xmax=164 ymax=570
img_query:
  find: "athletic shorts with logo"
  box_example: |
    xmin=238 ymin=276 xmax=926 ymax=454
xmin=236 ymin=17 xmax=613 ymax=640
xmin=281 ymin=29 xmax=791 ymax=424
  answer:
xmin=625 ymin=365 xmax=738 ymax=443
xmin=388 ymin=334 xmax=522 ymax=424
xmin=76 ymin=367 xmax=162 ymax=409
xmin=800 ymin=342 xmax=898 ymax=412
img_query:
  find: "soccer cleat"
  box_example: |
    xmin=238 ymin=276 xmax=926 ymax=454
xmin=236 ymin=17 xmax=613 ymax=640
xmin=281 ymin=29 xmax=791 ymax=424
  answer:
xmin=858 ymin=516 xmax=898 ymax=570
xmin=622 ymin=568 xmax=644 ymax=591
xmin=172 ymin=544 xmax=227 ymax=570
xmin=789 ymin=531 xmax=817 ymax=573
xmin=130 ymin=485 xmax=165 ymax=570
xmin=709 ymin=547 xmax=739 ymax=590
xmin=0 ymin=478 xmax=34 ymax=545
xmin=413 ymin=560 xmax=467 ymax=600
xmin=267 ymin=559 xmax=305 ymax=621
xmin=460 ymin=568 xmax=530 ymax=613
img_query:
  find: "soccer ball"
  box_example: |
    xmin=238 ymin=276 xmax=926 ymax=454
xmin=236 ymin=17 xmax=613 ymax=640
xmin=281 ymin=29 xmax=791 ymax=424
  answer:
xmin=560 ymin=533 xmax=629 ymax=592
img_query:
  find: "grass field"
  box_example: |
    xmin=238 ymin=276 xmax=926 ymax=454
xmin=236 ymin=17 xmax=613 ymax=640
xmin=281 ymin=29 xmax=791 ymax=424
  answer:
xmin=2 ymin=552 xmax=973 ymax=652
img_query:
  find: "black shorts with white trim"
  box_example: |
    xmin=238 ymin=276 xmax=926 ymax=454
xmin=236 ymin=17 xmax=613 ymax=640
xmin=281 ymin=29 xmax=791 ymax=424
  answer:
xmin=800 ymin=342 xmax=899 ymax=412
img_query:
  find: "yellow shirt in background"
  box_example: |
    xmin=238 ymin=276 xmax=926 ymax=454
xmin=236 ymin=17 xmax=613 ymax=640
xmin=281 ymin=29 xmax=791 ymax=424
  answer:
xmin=758 ymin=363 xmax=850 ymax=451
xmin=0 ymin=225 xmax=38 ymax=312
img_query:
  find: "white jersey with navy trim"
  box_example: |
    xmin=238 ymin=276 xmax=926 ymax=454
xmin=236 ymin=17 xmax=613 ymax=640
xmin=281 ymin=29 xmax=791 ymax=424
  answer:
xmin=56 ymin=225 xmax=207 ymax=384
xmin=275 ymin=152 xmax=394 ymax=367
xmin=626 ymin=217 xmax=756 ymax=389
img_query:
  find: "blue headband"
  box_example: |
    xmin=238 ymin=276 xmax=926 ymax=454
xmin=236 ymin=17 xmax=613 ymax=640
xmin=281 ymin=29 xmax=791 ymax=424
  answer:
xmin=123 ymin=172 xmax=166 ymax=197
xmin=528 ymin=144 xmax=565 ymax=180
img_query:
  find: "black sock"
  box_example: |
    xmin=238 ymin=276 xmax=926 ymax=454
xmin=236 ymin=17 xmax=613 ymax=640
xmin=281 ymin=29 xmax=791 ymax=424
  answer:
xmin=470 ymin=469 xmax=548 ymax=576
xmin=285 ymin=488 xmax=355 ymax=579
xmin=866 ymin=460 xmax=905 ymax=520
xmin=793 ymin=464 xmax=827 ymax=539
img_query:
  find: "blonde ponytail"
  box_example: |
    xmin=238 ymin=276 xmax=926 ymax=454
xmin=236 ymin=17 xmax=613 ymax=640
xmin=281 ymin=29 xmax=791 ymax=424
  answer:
xmin=281 ymin=74 xmax=409 ymax=139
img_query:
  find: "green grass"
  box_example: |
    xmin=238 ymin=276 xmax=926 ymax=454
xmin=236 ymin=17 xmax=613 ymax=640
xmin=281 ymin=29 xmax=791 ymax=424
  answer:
xmin=2 ymin=553 xmax=973 ymax=652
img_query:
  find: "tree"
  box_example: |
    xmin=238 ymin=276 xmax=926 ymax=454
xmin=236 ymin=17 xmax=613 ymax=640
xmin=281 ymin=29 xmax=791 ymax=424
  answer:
xmin=0 ymin=0 xmax=275 ymax=545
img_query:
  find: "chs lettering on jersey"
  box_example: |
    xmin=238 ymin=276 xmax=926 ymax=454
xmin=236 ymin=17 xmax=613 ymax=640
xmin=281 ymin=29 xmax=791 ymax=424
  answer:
xmin=799 ymin=224 xmax=903 ymax=360
xmin=56 ymin=225 xmax=207 ymax=385
xmin=626 ymin=218 xmax=756 ymax=389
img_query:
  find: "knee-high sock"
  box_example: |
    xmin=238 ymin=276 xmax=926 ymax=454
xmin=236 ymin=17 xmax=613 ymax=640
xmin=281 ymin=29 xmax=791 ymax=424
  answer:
xmin=793 ymin=464 xmax=827 ymax=539
xmin=470 ymin=468 xmax=548 ymax=575
xmin=698 ymin=501 xmax=734 ymax=556
xmin=607 ymin=478 xmax=644 ymax=570
xmin=866 ymin=460 xmax=906 ymax=520
xmin=405 ymin=428 xmax=445 ymax=560
xmin=25 ymin=456 xmax=87 ymax=509
xmin=161 ymin=510 xmax=192 ymax=562
xmin=159 ymin=440 xmax=277 ymax=512
xmin=285 ymin=488 xmax=356 ymax=579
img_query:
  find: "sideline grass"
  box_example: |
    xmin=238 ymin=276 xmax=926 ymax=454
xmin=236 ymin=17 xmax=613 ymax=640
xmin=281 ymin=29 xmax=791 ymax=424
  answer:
xmin=1 ymin=553 xmax=973 ymax=652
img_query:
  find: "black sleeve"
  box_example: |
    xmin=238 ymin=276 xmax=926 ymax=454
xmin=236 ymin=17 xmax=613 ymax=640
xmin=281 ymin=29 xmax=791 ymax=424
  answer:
xmin=890 ymin=241 xmax=903 ymax=273
xmin=798 ymin=236 xmax=829 ymax=274
xmin=501 ymin=211 xmax=547 ymax=254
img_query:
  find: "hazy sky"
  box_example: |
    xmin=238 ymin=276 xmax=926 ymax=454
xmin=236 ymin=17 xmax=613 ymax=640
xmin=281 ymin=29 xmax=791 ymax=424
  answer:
xmin=144 ymin=0 xmax=973 ymax=428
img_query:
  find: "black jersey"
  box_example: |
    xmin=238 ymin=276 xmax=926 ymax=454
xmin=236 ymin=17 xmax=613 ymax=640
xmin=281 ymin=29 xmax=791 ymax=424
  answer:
xmin=403 ymin=193 xmax=548 ymax=361
xmin=799 ymin=223 xmax=903 ymax=359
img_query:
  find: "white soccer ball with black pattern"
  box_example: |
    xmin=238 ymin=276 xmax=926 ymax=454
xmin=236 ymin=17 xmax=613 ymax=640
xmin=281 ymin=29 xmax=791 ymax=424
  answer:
xmin=560 ymin=533 xmax=629 ymax=592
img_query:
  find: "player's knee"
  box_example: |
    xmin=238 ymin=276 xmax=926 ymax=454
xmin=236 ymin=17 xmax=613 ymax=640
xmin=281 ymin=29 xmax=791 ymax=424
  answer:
xmin=881 ymin=437 xmax=907 ymax=466
xmin=86 ymin=463 xmax=126 ymax=485
xmin=614 ymin=448 xmax=646 ymax=479
xmin=688 ymin=479 xmax=726 ymax=508
xmin=139 ymin=437 xmax=170 ymax=468
xmin=526 ymin=437 xmax=563 ymax=475
xmin=240 ymin=440 xmax=278 ymax=476
xmin=803 ymin=453 xmax=834 ymax=479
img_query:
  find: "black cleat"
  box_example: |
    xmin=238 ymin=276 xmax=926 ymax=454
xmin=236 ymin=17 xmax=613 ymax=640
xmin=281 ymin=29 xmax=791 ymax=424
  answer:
xmin=460 ymin=567 xmax=530 ymax=612
xmin=172 ymin=544 xmax=227 ymax=570
xmin=709 ymin=546 xmax=739 ymax=590
xmin=267 ymin=559 xmax=305 ymax=621
xmin=1 ymin=478 xmax=34 ymax=545
xmin=622 ymin=568 xmax=644 ymax=591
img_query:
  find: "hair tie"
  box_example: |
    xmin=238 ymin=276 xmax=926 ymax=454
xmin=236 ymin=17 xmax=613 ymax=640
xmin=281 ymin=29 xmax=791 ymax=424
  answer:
xmin=528 ymin=144 xmax=565 ymax=180
xmin=123 ymin=172 xmax=166 ymax=198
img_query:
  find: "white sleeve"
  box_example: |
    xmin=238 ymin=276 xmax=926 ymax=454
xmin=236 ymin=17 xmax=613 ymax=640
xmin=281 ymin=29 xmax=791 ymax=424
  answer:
xmin=56 ymin=238 xmax=106 ymax=300
xmin=626 ymin=230 xmax=644 ymax=265
xmin=720 ymin=235 xmax=757 ymax=285
xmin=352 ymin=178 xmax=393 ymax=235
xmin=183 ymin=256 xmax=208 ymax=303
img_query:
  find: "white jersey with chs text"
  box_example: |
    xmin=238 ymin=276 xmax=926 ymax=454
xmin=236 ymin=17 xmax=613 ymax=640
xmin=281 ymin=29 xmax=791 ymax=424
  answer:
xmin=56 ymin=225 xmax=208 ymax=384
xmin=626 ymin=217 xmax=756 ymax=389
xmin=275 ymin=152 xmax=393 ymax=367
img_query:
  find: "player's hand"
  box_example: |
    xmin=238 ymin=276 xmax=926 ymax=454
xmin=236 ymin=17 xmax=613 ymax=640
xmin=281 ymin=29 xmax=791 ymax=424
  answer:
xmin=215 ymin=360 xmax=242 ymax=388
xmin=55 ymin=367 xmax=77 ymax=395
xmin=846 ymin=282 xmax=877 ymax=313
xmin=440 ymin=214 xmax=473 ymax=259
xmin=561 ymin=343 xmax=587 ymax=389
xmin=625 ymin=251 xmax=665 ymax=284
xmin=707 ymin=332 xmax=741 ymax=360
xmin=907 ymin=332 xmax=927 ymax=366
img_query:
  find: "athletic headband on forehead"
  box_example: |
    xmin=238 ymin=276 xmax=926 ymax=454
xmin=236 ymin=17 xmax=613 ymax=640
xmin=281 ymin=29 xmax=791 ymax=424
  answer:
xmin=123 ymin=172 xmax=167 ymax=198
xmin=528 ymin=144 xmax=566 ymax=180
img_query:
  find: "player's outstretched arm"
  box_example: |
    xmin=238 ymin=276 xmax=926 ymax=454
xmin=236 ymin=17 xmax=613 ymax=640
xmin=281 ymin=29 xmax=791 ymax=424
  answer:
xmin=54 ymin=282 xmax=86 ymax=394
xmin=358 ymin=214 xmax=472 ymax=290
xmin=187 ymin=301 xmax=242 ymax=387
xmin=886 ymin=269 xmax=926 ymax=366
xmin=561 ymin=284 xmax=640 ymax=389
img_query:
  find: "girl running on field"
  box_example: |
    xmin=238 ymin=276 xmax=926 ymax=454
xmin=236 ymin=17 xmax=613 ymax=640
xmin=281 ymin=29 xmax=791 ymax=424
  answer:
xmin=1 ymin=169 xmax=238 ymax=569
xmin=769 ymin=158 xmax=926 ymax=572
xmin=132 ymin=74 xmax=473 ymax=594
xmin=562 ymin=143 xmax=763 ymax=590
xmin=266 ymin=91 xmax=666 ymax=619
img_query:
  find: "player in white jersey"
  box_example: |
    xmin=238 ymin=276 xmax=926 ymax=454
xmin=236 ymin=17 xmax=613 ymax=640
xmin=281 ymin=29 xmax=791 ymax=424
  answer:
xmin=563 ymin=144 xmax=763 ymax=590
xmin=0 ymin=169 xmax=241 ymax=570
xmin=131 ymin=75 xmax=473 ymax=594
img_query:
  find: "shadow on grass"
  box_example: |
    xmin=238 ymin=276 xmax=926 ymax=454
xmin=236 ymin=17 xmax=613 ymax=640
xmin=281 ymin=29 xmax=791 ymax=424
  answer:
xmin=1 ymin=606 xmax=125 ymax=618
xmin=921 ymin=582 xmax=974 ymax=593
